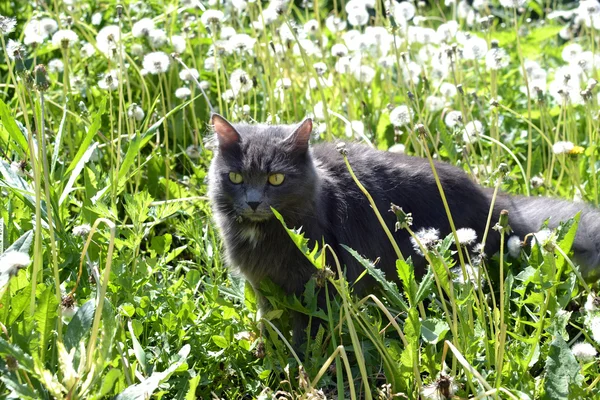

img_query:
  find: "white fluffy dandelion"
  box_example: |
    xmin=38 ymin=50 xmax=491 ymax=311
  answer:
xmin=72 ymin=224 xmax=91 ymax=237
xmin=142 ymin=51 xmax=170 ymax=74
xmin=507 ymin=235 xmax=522 ymax=258
xmin=0 ymin=251 xmax=31 ymax=277
xmin=98 ymin=70 xmax=119 ymax=91
xmin=444 ymin=110 xmax=463 ymax=128
xmin=572 ymin=342 xmax=597 ymax=362
xmin=389 ymin=105 xmax=413 ymax=127
xmin=463 ymin=36 xmax=488 ymax=60
xmin=0 ymin=15 xmax=17 ymax=35
xmin=132 ymin=18 xmax=155 ymax=38
xmin=52 ymin=29 xmax=79 ymax=48
xmin=552 ymin=141 xmax=575 ymax=155
xmin=456 ymin=228 xmax=477 ymax=246
xmin=201 ymin=9 xmax=225 ymax=26
xmin=485 ymin=47 xmax=510 ymax=70
xmin=175 ymin=87 xmax=192 ymax=99
xmin=463 ymin=120 xmax=483 ymax=143
xmin=127 ymin=104 xmax=145 ymax=121
xmin=96 ymin=25 xmax=121 ymax=57
xmin=590 ymin=315 xmax=600 ymax=344
xmin=230 ymin=69 xmax=253 ymax=94
xmin=410 ymin=228 xmax=440 ymax=256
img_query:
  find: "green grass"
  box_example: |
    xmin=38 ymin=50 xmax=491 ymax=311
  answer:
xmin=1 ymin=0 xmax=600 ymax=398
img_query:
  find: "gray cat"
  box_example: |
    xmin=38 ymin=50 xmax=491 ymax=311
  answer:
xmin=207 ymin=114 xmax=600 ymax=341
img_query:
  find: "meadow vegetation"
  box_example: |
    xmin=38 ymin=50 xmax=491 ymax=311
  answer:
xmin=1 ymin=0 xmax=600 ymax=398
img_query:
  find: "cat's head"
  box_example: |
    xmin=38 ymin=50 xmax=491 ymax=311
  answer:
xmin=208 ymin=114 xmax=318 ymax=224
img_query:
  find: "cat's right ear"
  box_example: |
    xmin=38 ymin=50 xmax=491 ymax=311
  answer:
xmin=212 ymin=113 xmax=241 ymax=150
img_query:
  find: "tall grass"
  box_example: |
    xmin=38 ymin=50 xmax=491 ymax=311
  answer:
xmin=0 ymin=0 xmax=599 ymax=398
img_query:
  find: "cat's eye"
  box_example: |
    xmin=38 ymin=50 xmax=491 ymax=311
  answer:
xmin=229 ymin=172 xmax=243 ymax=184
xmin=268 ymin=173 xmax=285 ymax=186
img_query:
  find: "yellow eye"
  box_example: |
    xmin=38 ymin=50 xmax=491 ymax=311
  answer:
xmin=268 ymin=173 xmax=285 ymax=186
xmin=228 ymin=172 xmax=243 ymax=184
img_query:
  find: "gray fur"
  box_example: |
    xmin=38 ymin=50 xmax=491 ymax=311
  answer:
xmin=208 ymin=116 xmax=600 ymax=339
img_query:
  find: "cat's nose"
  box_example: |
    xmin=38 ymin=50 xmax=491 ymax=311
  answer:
xmin=247 ymin=201 xmax=261 ymax=211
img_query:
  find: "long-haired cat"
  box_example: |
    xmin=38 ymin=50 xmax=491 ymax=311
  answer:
xmin=207 ymin=114 xmax=600 ymax=341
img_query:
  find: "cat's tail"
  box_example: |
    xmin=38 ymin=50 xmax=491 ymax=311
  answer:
xmin=497 ymin=194 xmax=600 ymax=281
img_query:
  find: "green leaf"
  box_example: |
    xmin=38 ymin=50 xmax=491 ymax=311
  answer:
xmin=128 ymin=319 xmax=147 ymax=373
xmin=544 ymin=336 xmax=582 ymax=399
xmin=185 ymin=375 xmax=201 ymax=400
xmin=64 ymin=299 xmax=95 ymax=351
xmin=421 ymin=318 xmax=449 ymax=345
xmin=415 ymin=269 xmax=434 ymax=304
xmin=0 ymin=98 xmax=28 ymax=155
xmin=271 ymin=207 xmax=323 ymax=269
xmin=212 ymin=335 xmax=229 ymax=349
xmin=96 ymin=369 xmax=122 ymax=399
xmin=396 ymin=258 xmax=416 ymax=306
xmin=59 ymin=142 xmax=99 ymax=205
xmin=115 ymin=344 xmax=190 ymax=400
xmin=51 ymin=99 xmax=69 ymax=175
xmin=117 ymin=132 xmax=155 ymax=190
xmin=0 ymin=337 xmax=34 ymax=372
xmin=64 ymin=98 xmax=106 ymax=177
xmin=33 ymin=286 xmax=59 ymax=361
xmin=342 ymin=245 xmax=408 ymax=312
xmin=244 ymin=280 xmax=258 ymax=312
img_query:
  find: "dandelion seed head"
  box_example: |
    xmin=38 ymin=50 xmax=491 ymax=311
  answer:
xmin=186 ymin=145 xmax=202 ymax=159
xmin=331 ymin=43 xmax=348 ymax=57
xmin=98 ymin=70 xmax=119 ymax=91
xmin=48 ymin=59 xmax=64 ymax=73
xmin=6 ymin=39 xmax=24 ymax=61
xmin=179 ymin=68 xmax=199 ymax=82
xmin=425 ymin=96 xmax=445 ymax=113
xmin=227 ymin=33 xmax=256 ymax=54
xmin=462 ymin=35 xmax=488 ymax=60
xmin=326 ymin=15 xmax=347 ymax=33
xmin=91 ymin=12 xmax=102 ymax=26
xmin=127 ymin=104 xmax=145 ymax=121
xmin=507 ymin=235 xmax=522 ymax=258
xmin=463 ymin=120 xmax=483 ymax=143
xmin=410 ymin=228 xmax=440 ymax=256
xmin=444 ymin=110 xmax=463 ymax=128
xmin=96 ymin=25 xmax=122 ymax=57
xmin=439 ymin=82 xmax=457 ymax=98
xmin=170 ymin=35 xmax=186 ymax=53
xmin=389 ymin=105 xmax=413 ymax=127
xmin=175 ymin=87 xmax=192 ymax=99
xmin=347 ymin=7 xmax=370 ymax=27
xmin=220 ymin=26 xmax=237 ymax=40
xmin=230 ymin=69 xmax=253 ymax=94
xmin=352 ymin=65 xmax=376 ymax=84
xmin=485 ymin=47 xmax=510 ymax=70
xmin=142 ymin=51 xmax=170 ymax=74
xmin=0 ymin=15 xmax=17 ymax=35
xmin=148 ymin=29 xmax=168 ymax=47
xmin=552 ymin=141 xmax=575 ymax=155
xmin=52 ymin=29 xmax=79 ymax=48
xmin=590 ymin=315 xmax=600 ymax=344
xmin=572 ymin=342 xmax=597 ymax=362
xmin=499 ymin=0 xmax=527 ymax=8
xmin=132 ymin=18 xmax=155 ymax=38
xmin=388 ymin=143 xmax=405 ymax=154
xmin=0 ymin=251 xmax=31 ymax=280
xmin=393 ymin=1 xmax=416 ymax=23
xmin=72 ymin=224 xmax=91 ymax=237
xmin=201 ymin=9 xmax=225 ymax=26
xmin=456 ymin=228 xmax=477 ymax=246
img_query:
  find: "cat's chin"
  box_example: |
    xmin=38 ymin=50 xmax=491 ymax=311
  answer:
xmin=237 ymin=213 xmax=272 ymax=223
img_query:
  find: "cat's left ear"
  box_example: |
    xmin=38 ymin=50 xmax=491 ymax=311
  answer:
xmin=283 ymin=118 xmax=313 ymax=153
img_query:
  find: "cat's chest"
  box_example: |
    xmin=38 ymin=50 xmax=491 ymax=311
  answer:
xmin=224 ymin=223 xmax=317 ymax=293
